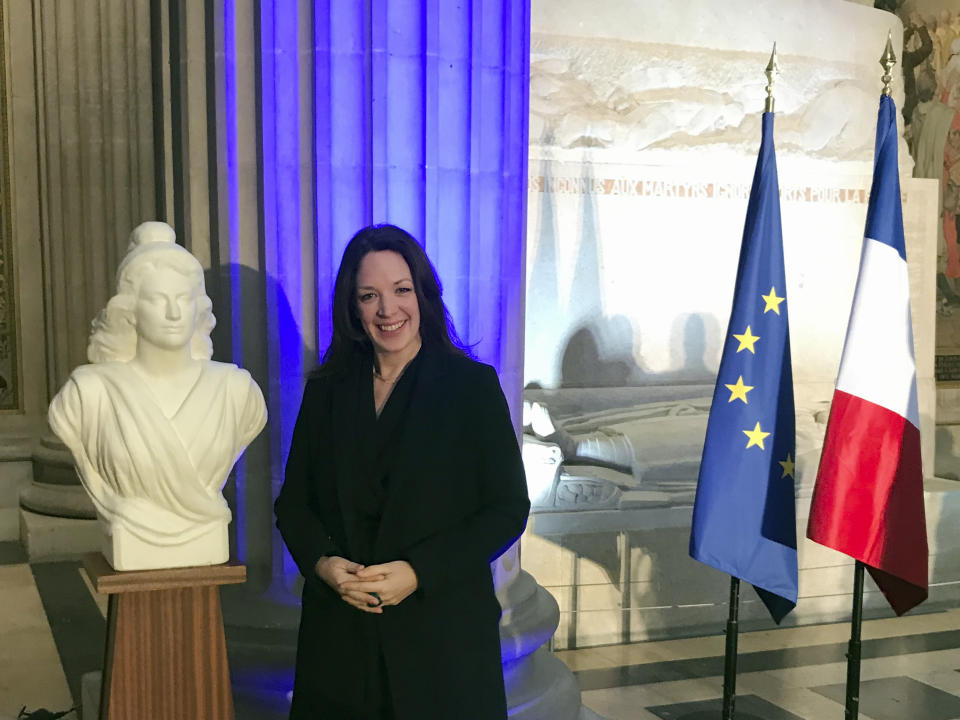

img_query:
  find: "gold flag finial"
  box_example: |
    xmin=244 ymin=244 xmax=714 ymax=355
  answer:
xmin=880 ymin=31 xmax=897 ymax=96
xmin=765 ymin=42 xmax=779 ymax=113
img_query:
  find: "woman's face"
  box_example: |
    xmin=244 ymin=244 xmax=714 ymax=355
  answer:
xmin=355 ymin=250 xmax=421 ymax=359
xmin=134 ymin=266 xmax=200 ymax=352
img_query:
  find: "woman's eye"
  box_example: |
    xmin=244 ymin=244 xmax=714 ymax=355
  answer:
xmin=359 ymin=293 xmax=376 ymax=302
xmin=397 ymin=286 xmax=412 ymax=294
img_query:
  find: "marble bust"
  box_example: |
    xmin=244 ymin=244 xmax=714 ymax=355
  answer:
xmin=48 ymin=221 xmax=267 ymax=570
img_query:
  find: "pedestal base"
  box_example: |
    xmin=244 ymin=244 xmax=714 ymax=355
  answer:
xmin=105 ymin=519 xmax=229 ymax=570
xmin=84 ymin=553 xmax=245 ymax=720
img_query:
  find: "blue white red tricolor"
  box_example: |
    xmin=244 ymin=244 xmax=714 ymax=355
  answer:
xmin=806 ymin=93 xmax=929 ymax=616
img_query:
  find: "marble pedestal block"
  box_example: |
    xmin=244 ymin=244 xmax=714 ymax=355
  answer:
xmin=18 ymin=433 xmax=98 ymax=559
xmin=935 ymin=385 xmax=960 ymax=481
xmin=19 ymin=508 xmax=100 ymax=562
xmin=523 ymin=478 xmax=960 ymax=650
xmin=0 ymin=434 xmax=35 ymax=541
xmin=104 ymin=519 xmax=229 ymax=571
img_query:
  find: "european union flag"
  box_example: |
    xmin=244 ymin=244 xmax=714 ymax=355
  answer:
xmin=689 ymin=111 xmax=798 ymax=623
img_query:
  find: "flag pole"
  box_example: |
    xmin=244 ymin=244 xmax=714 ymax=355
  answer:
xmin=722 ymin=576 xmax=741 ymax=719
xmin=720 ymin=45 xmax=780 ymax=720
xmin=844 ymin=561 xmax=865 ymax=719
xmin=844 ymin=36 xmax=896 ymax=720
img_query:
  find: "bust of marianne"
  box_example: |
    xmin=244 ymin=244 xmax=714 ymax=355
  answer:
xmin=48 ymin=221 xmax=267 ymax=571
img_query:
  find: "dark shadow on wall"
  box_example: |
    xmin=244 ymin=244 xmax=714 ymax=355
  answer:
xmin=204 ymin=263 xmax=310 ymax=629
xmin=669 ymin=312 xmax=723 ymax=384
xmin=559 ymin=311 xmax=721 ymax=389
xmin=543 ymin=161 xmax=722 ymax=389
xmin=561 ymin=318 xmax=644 ymax=387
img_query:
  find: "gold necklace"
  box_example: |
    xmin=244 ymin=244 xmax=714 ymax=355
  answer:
xmin=373 ymin=341 xmax=422 ymax=385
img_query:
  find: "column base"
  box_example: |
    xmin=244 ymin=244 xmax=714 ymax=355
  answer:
xmin=505 ymin=646 xmax=583 ymax=720
xmin=499 ymin=568 xmax=601 ymax=720
xmin=19 ymin=508 xmax=100 ymax=561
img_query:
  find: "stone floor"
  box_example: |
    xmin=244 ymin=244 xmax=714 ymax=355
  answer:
xmin=4 ymin=539 xmax=960 ymax=719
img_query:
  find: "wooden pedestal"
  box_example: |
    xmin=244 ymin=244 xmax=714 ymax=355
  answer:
xmin=84 ymin=553 xmax=246 ymax=720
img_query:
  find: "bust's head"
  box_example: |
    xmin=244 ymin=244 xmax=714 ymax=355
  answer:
xmin=88 ymin=222 xmax=216 ymax=363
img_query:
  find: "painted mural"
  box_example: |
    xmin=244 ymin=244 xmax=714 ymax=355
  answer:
xmin=889 ymin=2 xmax=960 ymax=370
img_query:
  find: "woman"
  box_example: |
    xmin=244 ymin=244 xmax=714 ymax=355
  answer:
xmin=48 ymin=221 xmax=266 ymax=570
xmin=275 ymin=224 xmax=529 ymax=719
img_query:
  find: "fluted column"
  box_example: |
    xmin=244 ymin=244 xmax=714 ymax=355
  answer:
xmin=33 ymin=0 xmax=156 ymax=390
xmin=311 ymin=2 xmax=583 ymax=716
xmin=169 ymin=3 xmax=590 ymax=715
xmin=0 ymin=1 xmax=19 ymax=416
xmin=20 ymin=0 xmax=156 ymax=529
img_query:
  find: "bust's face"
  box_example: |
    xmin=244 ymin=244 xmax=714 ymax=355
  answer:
xmin=134 ymin=266 xmax=199 ymax=352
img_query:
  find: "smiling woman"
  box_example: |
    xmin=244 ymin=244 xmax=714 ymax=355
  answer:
xmin=275 ymin=224 xmax=530 ymax=720
xmin=355 ymin=249 xmax=423 ymax=413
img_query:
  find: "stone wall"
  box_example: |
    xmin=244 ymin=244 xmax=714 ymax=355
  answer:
xmin=523 ymin=0 xmax=946 ymax=649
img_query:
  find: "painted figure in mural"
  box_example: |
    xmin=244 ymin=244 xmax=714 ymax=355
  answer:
xmin=935 ymin=10 xmax=956 ymax=73
xmin=48 ymin=221 xmax=267 ymax=571
xmin=275 ymin=224 xmax=529 ymax=720
xmin=903 ymin=10 xmax=933 ymax=124
xmin=907 ymin=7 xmax=960 ymax=314
xmin=942 ymin=38 xmax=960 ymax=108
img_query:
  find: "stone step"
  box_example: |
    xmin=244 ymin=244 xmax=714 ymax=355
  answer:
xmin=19 ymin=508 xmax=100 ymax=562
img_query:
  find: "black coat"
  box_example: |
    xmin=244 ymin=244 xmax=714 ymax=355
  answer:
xmin=275 ymin=347 xmax=530 ymax=719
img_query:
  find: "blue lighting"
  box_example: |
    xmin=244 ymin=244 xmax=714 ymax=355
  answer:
xmin=221 ymin=0 xmax=530 ymax=609
xmin=312 ymin=1 xmax=530 ymax=402
xmin=216 ymin=0 xmax=531 ymax=703
xmin=260 ymin=0 xmax=309 ymax=592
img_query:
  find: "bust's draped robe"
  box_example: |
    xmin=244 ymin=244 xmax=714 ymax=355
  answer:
xmin=49 ymin=361 xmax=266 ymax=545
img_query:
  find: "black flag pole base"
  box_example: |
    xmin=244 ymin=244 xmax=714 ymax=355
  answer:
xmin=845 ymin=561 xmax=866 ymax=720
xmin=722 ymin=576 xmax=741 ymax=720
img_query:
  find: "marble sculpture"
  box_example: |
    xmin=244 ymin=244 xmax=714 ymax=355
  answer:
xmin=48 ymin=222 xmax=267 ymax=570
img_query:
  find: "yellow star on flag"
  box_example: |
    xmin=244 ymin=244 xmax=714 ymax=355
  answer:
xmin=779 ymin=454 xmax=795 ymax=479
xmin=725 ymin=376 xmax=754 ymax=404
xmin=732 ymin=326 xmax=760 ymax=354
xmin=762 ymin=286 xmax=785 ymax=315
xmin=743 ymin=422 xmax=770 ymax=450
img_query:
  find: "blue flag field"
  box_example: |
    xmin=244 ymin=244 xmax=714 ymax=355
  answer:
xmin=689 ymin=111 xmax=798 ymax=623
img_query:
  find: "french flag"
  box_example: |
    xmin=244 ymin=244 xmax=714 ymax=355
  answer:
xmin=806 ymin=94 xmax=928 ymax=615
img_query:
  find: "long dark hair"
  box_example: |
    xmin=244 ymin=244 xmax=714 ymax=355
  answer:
xmin=316 ymin=224 xmax=467 ymax=377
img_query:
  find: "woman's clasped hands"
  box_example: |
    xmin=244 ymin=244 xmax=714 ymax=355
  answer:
xmin=315 ymin=556 xmax=419 ymax=614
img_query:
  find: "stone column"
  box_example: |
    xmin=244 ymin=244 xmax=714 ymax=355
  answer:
xmin=267 ymin=1 xmax=589 ymax=715
xmin=17 ymin=0 xmax=158 ymax=558
xmin=165 ymin=3 xmax=596 ymax=714
xmin=0 ymin=0 xmax=40 ymax=541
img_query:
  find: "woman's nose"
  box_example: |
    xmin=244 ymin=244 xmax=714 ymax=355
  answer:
xmin=165 ymin=298 xmax=182 ymax=320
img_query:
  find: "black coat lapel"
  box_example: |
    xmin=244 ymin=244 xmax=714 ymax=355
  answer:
xmin=330 ymin=358 xmax=375 ymax=561
xmin=374 ymin=346 xmax=451 ymax=557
